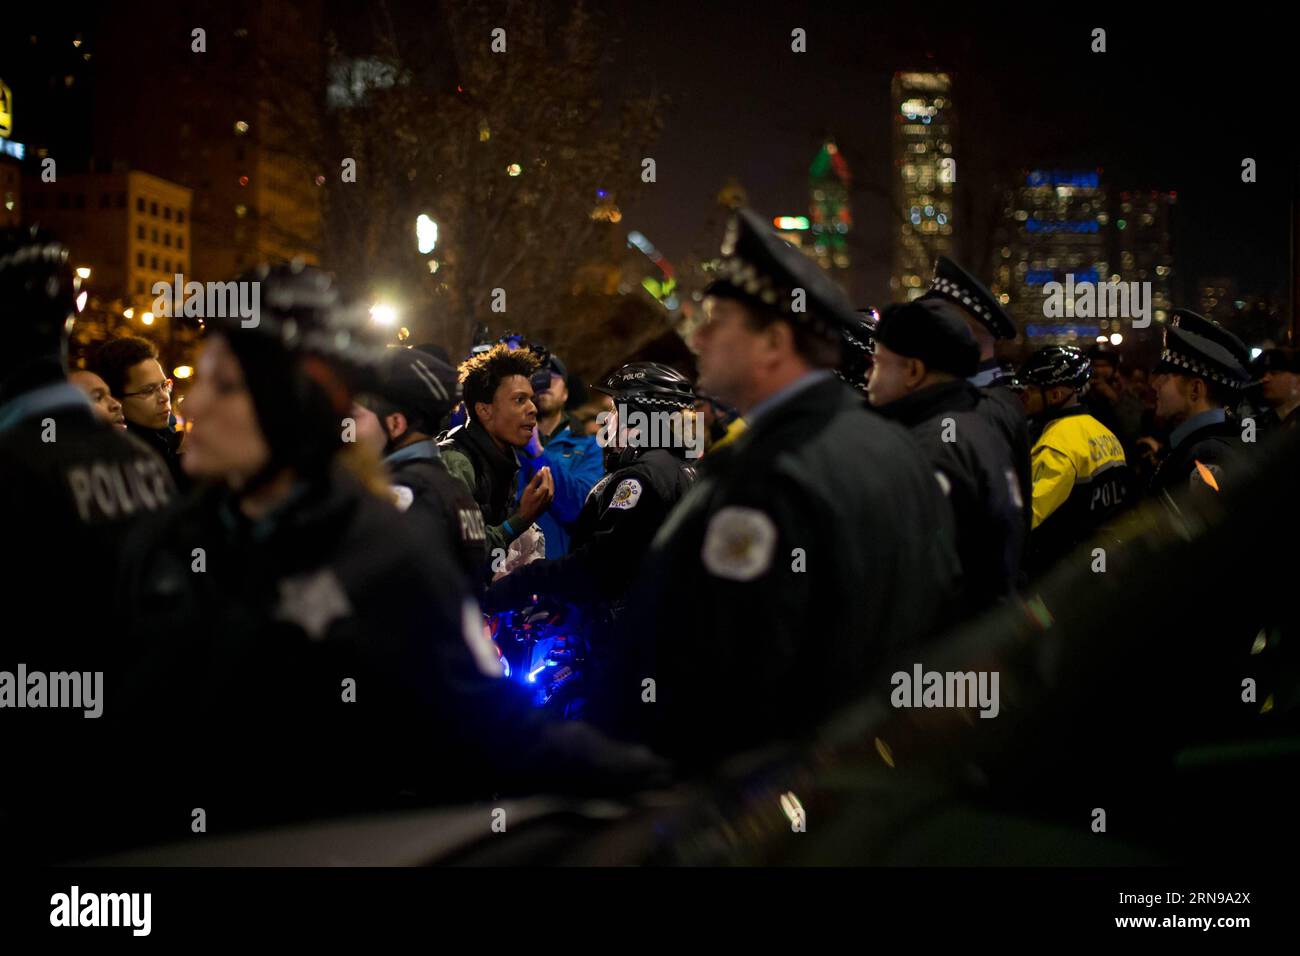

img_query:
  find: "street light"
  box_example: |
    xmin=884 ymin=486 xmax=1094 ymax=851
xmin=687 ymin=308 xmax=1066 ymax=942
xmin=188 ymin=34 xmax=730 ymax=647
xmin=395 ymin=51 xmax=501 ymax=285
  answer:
xmin=173 ymin=365 xmax=194 ymax=380
xmin=416 ymin=214 xmax=438 ymax=254
xmin=75 ymin=267 xmax=91 ymax=279
xmin=142 ymin=311 xmax=155 ymax=326
xmin=369 ymin=303 xmax=397 ymax=327
xmin=123 ymin=307 xmax=135 ymax=319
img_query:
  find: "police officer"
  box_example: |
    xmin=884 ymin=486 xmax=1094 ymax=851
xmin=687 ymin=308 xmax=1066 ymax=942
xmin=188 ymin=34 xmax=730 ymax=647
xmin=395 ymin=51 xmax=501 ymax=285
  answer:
xmin=0 ymin=227 xmax=176 ymax=665
xmin=356 ymin=347 xmax=488 ymax=588
xmin=1148 ymin=309 xmax=1251 ymax=500
xmin=0 ymin=226 xmax=175 ymax=860
xmin=921 ymin=256 xmax=1033 ymax=537
xmin=1018 ymin=346 xmax=1131 ymax=576
xmin=482 ymin=362 xmax=699 ymax=614
xmin=867 ymin=299 xmax=1024 ymax=612
xmin=610 ymin=209 xmax=960 ymax=765
xmin=110 ymin=263 xmax=659 ymax=853
xmin=1253 ymin=347 xmax=1300 ymax=436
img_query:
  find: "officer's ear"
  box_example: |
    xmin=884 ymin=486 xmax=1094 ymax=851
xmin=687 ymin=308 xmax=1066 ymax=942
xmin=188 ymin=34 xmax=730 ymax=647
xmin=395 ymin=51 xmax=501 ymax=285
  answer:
xmin=384 ymin=411 xmax=408 ymax=441
xmin=905 ymin=357 xmax=927 ymax=388
xmin=762 ymin=318 xmax=797 ymax=360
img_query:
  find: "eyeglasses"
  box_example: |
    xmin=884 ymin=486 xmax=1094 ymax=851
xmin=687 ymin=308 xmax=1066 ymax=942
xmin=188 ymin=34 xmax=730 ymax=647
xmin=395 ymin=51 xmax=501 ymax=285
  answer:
xmin=122 ymin=378 xmax=173 ymax=400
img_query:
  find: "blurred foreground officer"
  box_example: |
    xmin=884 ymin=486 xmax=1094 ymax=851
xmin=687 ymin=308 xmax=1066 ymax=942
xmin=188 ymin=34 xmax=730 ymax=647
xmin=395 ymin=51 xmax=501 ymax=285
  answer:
xmin=354 ymin=347 xmax=487 ymax=588
xmin=113 ymin=264 xmax=659 ymax=848
xmin=921 ymin=256 xmax=1032 ymax=533
xmin=1148 ymin=310 xmax=1251 ymax=500
xmin=0 ymin=227 xmax=174 ymax=860
xmin=613 ymin=210 xmax=959 ymax=764
xmin=0 ymin=227 xmax=175 ymax=667
xmin=483 ymin=362 xmax=699 ymax=614
xmin=868 ymin=299 xmax=1023 ymax=611
xmin=1018 ymin=346 xmax=1131 ymax=576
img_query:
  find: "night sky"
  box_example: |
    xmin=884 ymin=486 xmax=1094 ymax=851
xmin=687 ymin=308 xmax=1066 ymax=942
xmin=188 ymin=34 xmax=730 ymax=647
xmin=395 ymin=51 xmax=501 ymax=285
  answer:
xmin=7 ymin=2 xmax=1294 ymax=310
xmin=610 ymin=1 xmax=1294 ymax=306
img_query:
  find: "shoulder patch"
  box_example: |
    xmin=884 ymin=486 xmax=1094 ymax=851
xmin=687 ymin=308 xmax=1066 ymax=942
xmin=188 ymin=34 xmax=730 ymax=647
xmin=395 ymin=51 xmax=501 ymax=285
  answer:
xmin=390 ymin=484 xmax=415 ymax=512
xmin=608 ymin=478 xmax=643 ymax=511
xmin=1190 ymin=459 xmax=1222 ymax=492
xmin=587 ymin=473 xmax=613 ymax=503
xmin=701 ymin=506 xmax=777 ymax=581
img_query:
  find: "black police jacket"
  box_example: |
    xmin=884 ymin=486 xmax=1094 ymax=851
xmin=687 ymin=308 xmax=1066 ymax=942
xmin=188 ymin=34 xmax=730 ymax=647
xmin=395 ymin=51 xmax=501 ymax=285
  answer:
xmin=609 ymin=374 xmax=961 ymax=766
xmin=1148 ymin=414 xmax=1245 ymax=502
xmin=107 ymin=461 xmax=616 ymax=843
xmin=0 ymin=395 xmax=176 ymax=669
xmin=0 ymin=391 xmax=176 ymax=860
xmin=386 ymin=441 xmax=488 ymax=590
xmin=876 ymin=379 xmax=1024 ymax=612
xmin=482 ymin=448 xmax=697 ymax=614
xmin=973 ymin=383 xmax=1033 ymax=539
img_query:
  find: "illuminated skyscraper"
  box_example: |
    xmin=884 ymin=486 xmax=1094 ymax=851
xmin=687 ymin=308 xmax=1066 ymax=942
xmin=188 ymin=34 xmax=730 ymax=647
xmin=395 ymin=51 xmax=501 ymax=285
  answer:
xmin=993 ymin=170 xmax=1110 ymax=344
xmin=809 ymin=139 xmax=851 ymax=273
xmin=890 ymin=72 xmax=955 ymax=301
xmin=1116 ymin=190 xmax=1176 ymax=344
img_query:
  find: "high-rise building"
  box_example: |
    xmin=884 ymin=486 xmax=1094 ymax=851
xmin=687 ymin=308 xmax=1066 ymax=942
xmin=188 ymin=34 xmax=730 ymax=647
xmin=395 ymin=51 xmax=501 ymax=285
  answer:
xmin=1116 ymin=190 xmax=1176 ymax=346
xmin=994 ymin=169 xmax=1109 ymax=344
xmin=23 ymin=170 xmax=191 ymax=306
xmin=92 ymin=1 xmax=324 ymax=283
xmin=808 ymin=139 xmax=851 ymax=274
xmin=890 ymin=72 xmax=955 ymax=301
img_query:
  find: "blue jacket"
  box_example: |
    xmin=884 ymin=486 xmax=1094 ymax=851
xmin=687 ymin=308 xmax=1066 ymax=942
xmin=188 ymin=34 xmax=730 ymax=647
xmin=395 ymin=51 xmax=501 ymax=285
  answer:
xmin=517 ymin=416 xmax=604 ymax=558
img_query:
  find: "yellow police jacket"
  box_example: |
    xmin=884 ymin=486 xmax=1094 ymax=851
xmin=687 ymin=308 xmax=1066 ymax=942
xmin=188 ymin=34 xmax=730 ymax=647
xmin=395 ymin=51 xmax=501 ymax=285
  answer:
xmin=1029 ymin=405 xmax=1132 ymax=571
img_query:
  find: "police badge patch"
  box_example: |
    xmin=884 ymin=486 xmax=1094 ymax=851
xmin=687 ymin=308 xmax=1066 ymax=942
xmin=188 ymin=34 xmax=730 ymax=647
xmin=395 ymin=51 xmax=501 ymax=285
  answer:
xmin=701 ymin=506 xmax=777 ymax=581
xmin=275 ymin=568 xmax=353 ymax=640
xmin=608 ymin=478 xmax=643 ymax=511
xmin=390 ymin=484 xmax=415 ymax=512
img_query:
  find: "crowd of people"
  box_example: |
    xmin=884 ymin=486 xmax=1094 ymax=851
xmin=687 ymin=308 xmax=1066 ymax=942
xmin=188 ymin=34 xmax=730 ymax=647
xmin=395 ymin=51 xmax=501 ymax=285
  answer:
xmin=2 ymin=211 xmax=1297 ymax=861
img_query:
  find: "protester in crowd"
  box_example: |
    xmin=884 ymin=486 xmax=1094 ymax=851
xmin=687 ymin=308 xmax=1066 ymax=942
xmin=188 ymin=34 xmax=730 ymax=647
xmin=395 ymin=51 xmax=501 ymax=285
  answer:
xmin=93 ymin=335 xmax=188 ymax=489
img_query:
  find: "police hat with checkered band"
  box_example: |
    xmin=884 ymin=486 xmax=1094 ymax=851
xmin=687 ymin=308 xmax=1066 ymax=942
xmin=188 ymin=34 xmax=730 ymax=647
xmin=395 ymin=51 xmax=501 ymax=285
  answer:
xmin=704 ymin=208 xmax=860 ymax=338
xmin=920 ymin=255 xmax=1016 ymax=341
xmin=837 ymin=308 xmax=878 ymax=393
xmin=1155 ymin=309 xmax=1250 ymax=390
